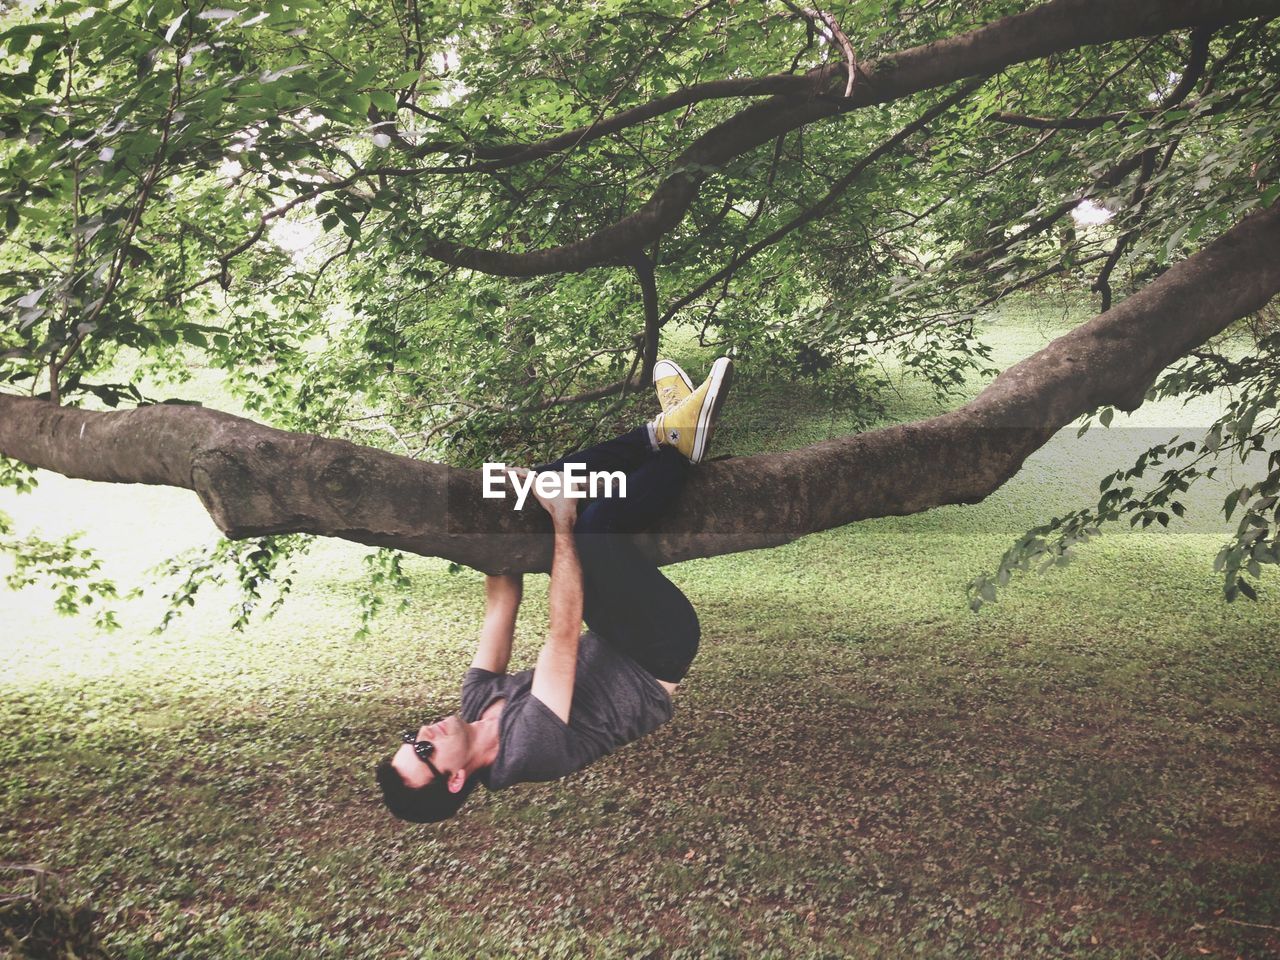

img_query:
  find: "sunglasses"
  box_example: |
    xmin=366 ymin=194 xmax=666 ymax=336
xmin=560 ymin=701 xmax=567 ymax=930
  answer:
xmin=401 ymin=729 xmax=444 ymax=780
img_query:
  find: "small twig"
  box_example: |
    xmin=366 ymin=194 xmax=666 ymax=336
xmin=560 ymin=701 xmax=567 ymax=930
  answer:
xmin=975 ymin=251 xmax=1111 ymax=308
xmin=664 ymin=80 xmax=981 ymax=324
xmin=816 ymin=9 xmax=857 ymax=97
xmin=778 ymin=2 xmax=857 ymax=97
xmin=51 ymin=36 xmax=81 ymax=406
xmin=1220 ymin=917 xmax=1280 ymax=932
xmin=595 ymin=350 xmax=644 ymax=431
xmin=979 ymin=37 xmax=1159 ymax=181
xmin=697 ymin=133 xmax=788 ymax=332
xmin=303 ymin=215 xmax=365 ymax=300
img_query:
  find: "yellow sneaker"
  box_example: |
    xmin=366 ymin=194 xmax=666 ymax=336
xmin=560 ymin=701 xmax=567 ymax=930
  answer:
xmin=651 ymin=357 xmax=733 ymax=464
xmin=653 ymin=359 xmax=694 ymax=414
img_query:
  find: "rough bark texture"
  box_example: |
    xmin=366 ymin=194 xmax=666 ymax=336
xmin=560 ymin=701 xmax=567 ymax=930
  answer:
xmin=419 ymin=0 xmax=1280 ymax=277
xmin=3 ymin=203 xmax=1278 ymax=573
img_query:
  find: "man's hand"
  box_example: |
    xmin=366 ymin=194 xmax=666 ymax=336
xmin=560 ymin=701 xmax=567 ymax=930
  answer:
xmin=513 ymin=467 xmax=584 ymax=723
xmin=510 ymin=468 xmax=580 ymax=527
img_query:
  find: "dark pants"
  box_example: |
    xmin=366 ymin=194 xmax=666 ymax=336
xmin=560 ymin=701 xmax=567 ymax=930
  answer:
xmin=535 ymin=427 xmax=700 ymax=683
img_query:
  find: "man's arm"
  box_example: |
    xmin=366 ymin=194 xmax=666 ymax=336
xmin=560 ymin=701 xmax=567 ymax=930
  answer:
xmin=470 ymin=573 xmax=523 ymax=673
xmin=529 ymin=487 xmax=584 ymax=724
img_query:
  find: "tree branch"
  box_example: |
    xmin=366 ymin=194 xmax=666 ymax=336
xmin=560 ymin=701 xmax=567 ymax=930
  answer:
xmin=778 ymin=3 xmax=858 ymax=97
xmin=4 ymin=201 xmax=1277 ymax=573
xmin=959 ymin=151 xmax=1149 ymax=272
xmin=412 ymin=0 xmax=1276 ymax=278
xmin=991 ymin=23 xmax=1212 ymax=130
xmin=663 ymin=80 xmax=982 ymax=324
xmin=628 ymin=250 xmax=661 ymax=386
xmin=381 ymin=0 xmax=729 ymax=168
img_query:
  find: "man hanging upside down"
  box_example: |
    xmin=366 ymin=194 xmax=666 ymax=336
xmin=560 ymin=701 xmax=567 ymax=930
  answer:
xmin=376 ymin=356 xmax=734 ymax=823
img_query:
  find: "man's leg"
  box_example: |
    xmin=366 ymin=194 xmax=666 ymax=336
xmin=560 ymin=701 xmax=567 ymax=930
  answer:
xmin=573 ymin=447 xmax=700 ymax=684
xmin=532 ymin=425 xmax=655 ymax=478
xmin=528 ymin=357 xmax=730 ymax=681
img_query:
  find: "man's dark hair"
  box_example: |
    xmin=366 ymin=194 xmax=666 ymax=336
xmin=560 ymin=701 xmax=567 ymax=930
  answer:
xmin=375 ymin=757 xmax=481 ymax=823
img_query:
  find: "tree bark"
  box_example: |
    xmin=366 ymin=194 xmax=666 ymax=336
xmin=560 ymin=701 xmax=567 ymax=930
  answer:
xmin=3 ymin=203 xmax=1278 ymax=573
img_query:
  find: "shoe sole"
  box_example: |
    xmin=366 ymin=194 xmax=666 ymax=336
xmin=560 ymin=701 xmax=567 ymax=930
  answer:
xmin=692 ymin=357 xmax=733 ymax=464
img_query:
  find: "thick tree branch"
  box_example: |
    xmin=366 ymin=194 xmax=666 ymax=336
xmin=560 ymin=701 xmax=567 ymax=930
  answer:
xmin=414 ymin=0 xmax=1276 ymax=278
xmin=1162 ymin=26 xmax=1215 ymax=104
xmin=3 ymin=202 xmax=1277 ymax=573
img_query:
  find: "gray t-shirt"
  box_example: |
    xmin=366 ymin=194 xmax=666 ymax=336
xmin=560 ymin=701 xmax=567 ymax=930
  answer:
xmin=460 ymin=631 xmax=674 ymax=790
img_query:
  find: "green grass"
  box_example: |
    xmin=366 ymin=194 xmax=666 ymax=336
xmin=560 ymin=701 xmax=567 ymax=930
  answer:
xmin=2 ymin=302 xmax=1278 ymax=958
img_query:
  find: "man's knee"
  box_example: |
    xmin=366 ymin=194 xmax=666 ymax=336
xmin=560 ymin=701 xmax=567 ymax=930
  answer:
xmin=576 ymin=499 xmax=626 ymax=537
xmin=677 ymin=596 xmax=701 ymax=648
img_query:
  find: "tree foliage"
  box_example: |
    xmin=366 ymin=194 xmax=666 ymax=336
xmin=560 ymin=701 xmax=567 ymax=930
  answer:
xmin=1 ymin=0 xmax=1278 ymax=624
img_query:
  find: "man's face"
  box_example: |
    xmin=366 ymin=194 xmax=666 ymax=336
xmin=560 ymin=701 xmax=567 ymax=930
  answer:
xmin=391 ymin=714 xmax=471 ymax=790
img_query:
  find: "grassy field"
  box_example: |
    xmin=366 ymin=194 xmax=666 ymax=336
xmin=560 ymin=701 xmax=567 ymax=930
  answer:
xmin=2 ymin=304 xmax=1278 ymax=959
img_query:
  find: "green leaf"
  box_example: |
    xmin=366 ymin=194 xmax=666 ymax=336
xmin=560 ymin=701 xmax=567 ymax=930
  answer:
xmin=164 ymin=9 xmax=187 ymax=43
xmin=1 ymin=22 xmax=54 ymax=51
xmin=330 ymin=203 xmax=361 ymax=240
xmin=1224 ymin=490 xmax=1242 ymax=522
xmin=1205 ymin=423 xmax=1222 ymax=452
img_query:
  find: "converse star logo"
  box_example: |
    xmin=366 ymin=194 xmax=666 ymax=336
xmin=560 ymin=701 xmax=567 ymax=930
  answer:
xmin=669 ymin=429 xmax=680 ymax=441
